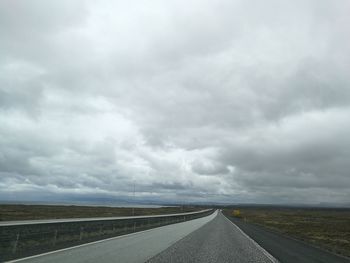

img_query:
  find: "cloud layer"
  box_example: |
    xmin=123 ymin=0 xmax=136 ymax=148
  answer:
xmin=1 ymin=0 xmax=350 ymax=204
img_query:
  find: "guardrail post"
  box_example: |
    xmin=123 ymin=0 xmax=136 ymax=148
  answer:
xmin=12 ymin=233 xmax=20 ymax=254
xmin=2 ymin=209 xmax=212 ymax=261
xmin=79 ymin=227 xmax=84 ymax=241
xmin=53 ymin=229 xmax=58 ymax=246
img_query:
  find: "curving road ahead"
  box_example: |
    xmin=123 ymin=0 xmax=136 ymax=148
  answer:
xmin=6 ymin=209 xmax=350 ymax=263
xmin=8 ymin=210 xmax=276 ymax=263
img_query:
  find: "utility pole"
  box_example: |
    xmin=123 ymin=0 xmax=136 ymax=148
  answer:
xmin=132 ymin=180 xmax=135 ymax=216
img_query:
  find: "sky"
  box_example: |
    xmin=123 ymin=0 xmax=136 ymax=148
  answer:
xmin=1 ymin=0 xmax=350 ymax=205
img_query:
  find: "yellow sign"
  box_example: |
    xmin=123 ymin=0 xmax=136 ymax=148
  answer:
xmin=232 ymin=209 xmax=241 ymax=217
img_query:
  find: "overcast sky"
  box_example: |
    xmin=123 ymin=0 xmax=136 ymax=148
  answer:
xmin=1 ymin=0 xmax=350 ymax=205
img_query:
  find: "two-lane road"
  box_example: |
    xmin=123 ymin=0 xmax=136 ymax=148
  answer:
xmin=8 ymin=210 xmax=349 ymax=263
xmin=8 ymin=211 xmax=275 ymax=263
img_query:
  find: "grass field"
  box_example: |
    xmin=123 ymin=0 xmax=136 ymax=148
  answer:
xmin=225 ymin=206 xmax=350 ymax=258
xmin=0 ymin=204 xmax=200 ymax=221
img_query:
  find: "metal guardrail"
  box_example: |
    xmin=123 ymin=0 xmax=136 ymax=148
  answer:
xmin=0 ymin=209 xmax=212 ymax=226
xmin=0 ymin=209 xmax=214 ymax=262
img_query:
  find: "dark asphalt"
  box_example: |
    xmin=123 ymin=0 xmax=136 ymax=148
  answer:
xmin=147 ymin=212 xmax=275 ymax=263
xmin=225 ymin=214 xmax=350 ymax=263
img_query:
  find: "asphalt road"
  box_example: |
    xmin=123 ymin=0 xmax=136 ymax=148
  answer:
xmin=225 ymin=214 xmax=350 ymax=263
xmin=9 ymin=210 xmax=346 ymax=263
xmin=8 ymin=211 xmax=217 ymax=263
xmin=147 ymin=211 xmax=276 ymax=263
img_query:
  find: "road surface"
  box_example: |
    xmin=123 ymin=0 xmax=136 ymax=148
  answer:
xmin=7 ymin=210 xmax=348 ymax=263
xmin=8 ymin=210 xmax=276 ymax=263
xmin=148 ymin=211 xmax=275 ymax=263
xmin=7 ymin=211 xmax=218 ymax=263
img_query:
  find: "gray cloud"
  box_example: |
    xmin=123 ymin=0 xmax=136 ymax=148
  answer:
xmin=1 ymin=0 xmax=350 ymax=205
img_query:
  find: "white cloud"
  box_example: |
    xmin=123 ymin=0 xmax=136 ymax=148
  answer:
xmin=1 ymin=0 xmax=350 ymax=204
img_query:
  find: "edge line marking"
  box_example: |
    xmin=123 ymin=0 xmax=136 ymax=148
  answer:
xmin=222 ymin=212 xmax=279 ymax=263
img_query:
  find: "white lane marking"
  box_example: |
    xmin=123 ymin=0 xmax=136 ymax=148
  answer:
xmin=222 ymin=213 xmax=279 ymax=263
xmin=6 ymin=211 xmax=217 ymax=263
xmin=6 ymin=229 xmax=159 ymax=263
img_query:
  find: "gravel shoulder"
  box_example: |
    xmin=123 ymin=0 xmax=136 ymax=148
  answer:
xmin=148 ymin=211 xmax=274 ymax=263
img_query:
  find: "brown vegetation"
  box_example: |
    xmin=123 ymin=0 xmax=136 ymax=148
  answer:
xmin=225 ymin=207 xmax=350 ymax=258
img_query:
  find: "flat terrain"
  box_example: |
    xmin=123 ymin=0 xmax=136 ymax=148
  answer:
xmin=148 ymin=211 xmax=274 ymax=263
xmin=225 ymin=213 xmax=350 ymax=263
xmin=8 ymin=211 xmax=217 ymax=263
xmin=224 ymin=207 xmax=350 ymax=259
xmin=4 ymin=209 xmax=347 ymax=263
xmin=0 ymin=204 xmax=200 ymax=221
